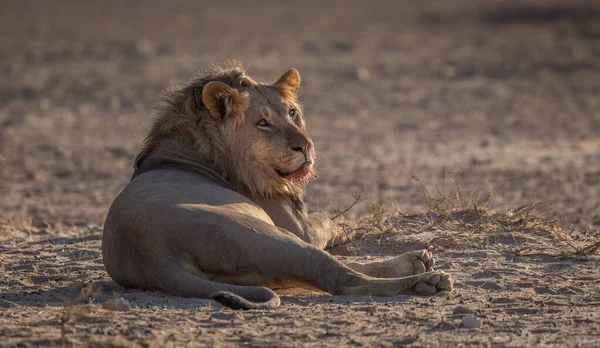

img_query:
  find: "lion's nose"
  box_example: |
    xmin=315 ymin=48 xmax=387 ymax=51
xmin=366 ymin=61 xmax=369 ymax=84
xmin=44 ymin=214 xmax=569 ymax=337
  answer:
xmin=291 ymin=139 xmax=310 ymax=154
xmin=291 ymin=144 xmax=307 ymax=153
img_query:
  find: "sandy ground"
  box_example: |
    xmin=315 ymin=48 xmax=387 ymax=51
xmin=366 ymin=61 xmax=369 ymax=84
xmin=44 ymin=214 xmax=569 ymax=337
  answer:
xmin=1 ymin=0 xmax=600 ymax=346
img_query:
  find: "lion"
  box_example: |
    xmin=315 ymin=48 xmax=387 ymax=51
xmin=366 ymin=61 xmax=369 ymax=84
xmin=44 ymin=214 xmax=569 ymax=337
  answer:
xmin=102 ymin=63 xmax=452 ymax=310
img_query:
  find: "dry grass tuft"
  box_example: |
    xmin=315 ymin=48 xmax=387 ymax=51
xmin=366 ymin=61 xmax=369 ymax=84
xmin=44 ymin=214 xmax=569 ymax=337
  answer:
xmin=59 ymin=283 xmax=102 ymax=347
xmin=345 ymin=171 xmax=600 ymax=256
xmin=330 ymin=192 xmax=362 ymax=221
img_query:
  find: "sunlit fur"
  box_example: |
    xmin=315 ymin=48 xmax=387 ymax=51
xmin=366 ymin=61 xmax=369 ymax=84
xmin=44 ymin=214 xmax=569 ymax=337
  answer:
xmin=142 ymin=63 xmax=315 ymax=198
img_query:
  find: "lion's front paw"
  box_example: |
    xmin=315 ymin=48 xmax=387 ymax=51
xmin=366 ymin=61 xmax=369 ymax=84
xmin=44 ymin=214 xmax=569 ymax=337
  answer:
xmin=414 ymin=271 xmax=453 ymax=295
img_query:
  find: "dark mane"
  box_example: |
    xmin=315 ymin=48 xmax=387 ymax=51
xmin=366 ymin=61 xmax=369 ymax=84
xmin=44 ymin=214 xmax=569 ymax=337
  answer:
xmin=142 ymin=62 xmax=256 ymax=154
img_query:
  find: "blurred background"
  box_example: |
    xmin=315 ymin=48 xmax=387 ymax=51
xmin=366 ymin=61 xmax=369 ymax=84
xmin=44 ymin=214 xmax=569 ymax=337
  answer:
xmin=1 ymin=0 xmax=599 ymax=236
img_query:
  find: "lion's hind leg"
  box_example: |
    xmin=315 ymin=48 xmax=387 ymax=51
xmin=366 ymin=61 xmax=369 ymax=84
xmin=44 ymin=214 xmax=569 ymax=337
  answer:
xmin=344 ymin=250 xmax=435 ymax=278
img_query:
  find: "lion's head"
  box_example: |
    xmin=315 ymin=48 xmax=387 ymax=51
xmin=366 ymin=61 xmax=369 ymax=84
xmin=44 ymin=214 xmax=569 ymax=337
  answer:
xmin=142 ymin=63 xmax=316 ymax=198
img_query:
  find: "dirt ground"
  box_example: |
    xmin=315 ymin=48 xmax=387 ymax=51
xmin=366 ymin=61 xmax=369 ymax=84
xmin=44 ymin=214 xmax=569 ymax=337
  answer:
xmin=1 ymin=0 xmax=600 ymax=346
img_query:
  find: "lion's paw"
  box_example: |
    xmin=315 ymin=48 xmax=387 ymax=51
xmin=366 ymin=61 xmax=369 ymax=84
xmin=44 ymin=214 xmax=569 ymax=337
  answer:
xmin=390 ymin=249 xmax=435 ymax=277
xmin=414 ymin=271 xmax=453 ymax=295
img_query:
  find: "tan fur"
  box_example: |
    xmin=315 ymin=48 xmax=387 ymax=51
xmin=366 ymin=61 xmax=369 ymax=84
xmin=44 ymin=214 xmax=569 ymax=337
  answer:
xmin=102 ymin=64 xmax=453 ymax=310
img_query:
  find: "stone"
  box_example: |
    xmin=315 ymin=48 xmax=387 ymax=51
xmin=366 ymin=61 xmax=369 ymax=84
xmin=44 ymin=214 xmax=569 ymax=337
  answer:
xmin=461 ymin=315 xmax=483 ymax=329
xmin=101 ymin=298 xmax=131 ymax=311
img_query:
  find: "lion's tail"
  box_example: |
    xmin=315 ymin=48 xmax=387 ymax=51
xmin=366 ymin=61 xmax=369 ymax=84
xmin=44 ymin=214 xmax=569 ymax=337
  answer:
xmin=211 ymin=288 xmax=280 ymax=310
xmin=153 ymin=259 xmax=281 ymax=310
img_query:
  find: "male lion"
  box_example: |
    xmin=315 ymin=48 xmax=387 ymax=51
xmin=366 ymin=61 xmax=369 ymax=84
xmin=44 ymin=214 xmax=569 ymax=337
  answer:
xmin=102 ymin=64 xmax=452 ymax=310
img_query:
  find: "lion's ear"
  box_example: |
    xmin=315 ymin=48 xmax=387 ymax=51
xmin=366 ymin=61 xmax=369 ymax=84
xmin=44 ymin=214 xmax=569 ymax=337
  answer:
xmin=202 ymin=81 xmax=242 ymax=120
xmin=273 ymin=69 xmax=301 ymax=97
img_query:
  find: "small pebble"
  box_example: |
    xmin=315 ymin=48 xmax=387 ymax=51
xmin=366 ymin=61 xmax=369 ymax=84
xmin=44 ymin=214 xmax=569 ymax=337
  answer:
xmin=461 ymin=315 xmax=482 ymax=328
xmin=102 ymin=298 xmax=131 ymax=311
xmin=356 ymin=67 xmax=371 ymax=81
xmin=453 ymin=305 xmax=475 ymax=315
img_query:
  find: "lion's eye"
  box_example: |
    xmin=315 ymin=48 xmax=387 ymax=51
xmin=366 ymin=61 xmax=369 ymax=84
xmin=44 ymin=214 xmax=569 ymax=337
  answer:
xmin=288 ymin=108 xmax=298 ymax=121
xmin=256 ymin=119 xmax=271 ymax=128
